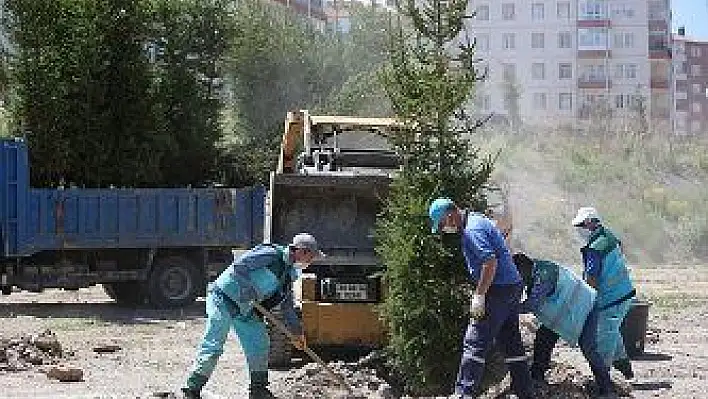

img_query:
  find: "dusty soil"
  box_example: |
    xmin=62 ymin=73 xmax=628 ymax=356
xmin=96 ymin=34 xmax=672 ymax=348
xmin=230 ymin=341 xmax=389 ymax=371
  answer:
xmin=1 ymin=265 xmax=707 ymax=399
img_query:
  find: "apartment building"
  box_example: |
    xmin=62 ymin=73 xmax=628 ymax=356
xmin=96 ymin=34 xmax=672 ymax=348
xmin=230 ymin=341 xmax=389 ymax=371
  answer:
xmin=672 ymin=27 xmax=708 ymax=135
xmin=272 ymin=0 xmax=329 ymax=29
xmin=467 ymin=0 xmax=672 ymax=129
xmin=273 ymin=0 xmax=394 ymax=33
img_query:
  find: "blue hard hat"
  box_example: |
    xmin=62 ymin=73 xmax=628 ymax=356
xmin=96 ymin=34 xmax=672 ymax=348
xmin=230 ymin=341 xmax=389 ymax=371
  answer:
xmin=429 ymin=198 xmax=454 ymax=233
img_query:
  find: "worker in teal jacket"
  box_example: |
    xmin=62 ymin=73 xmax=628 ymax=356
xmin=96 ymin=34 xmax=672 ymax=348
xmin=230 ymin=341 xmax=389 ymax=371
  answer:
xmin=512 ymin=253 xmax=614 ymax=397
xmin=181 ymin=233 xmax=324 ymax=399
xmin=573 ymin=207 xmax=636 ymax=379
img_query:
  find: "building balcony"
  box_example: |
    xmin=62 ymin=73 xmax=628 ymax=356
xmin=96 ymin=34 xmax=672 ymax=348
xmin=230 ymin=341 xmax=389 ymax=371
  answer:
xmin=577 ymin=19 xmax=610 ymax=28
xmin=675 ymin=91 xmax=688 ymax=100
xmin=650 ymin=79 xmax=669 ymax=89
xmin=578 ymin=79 xmax=611 ymax=89
xmin=675 ymin=73 xmax=688 ymax=81
xmin=648 ymin=20 xmax=668 ymax=30
xmin=578 ymin=49 xmax=611 ymax=58
xmin=648 ymin=48 xmax=671 ymax=60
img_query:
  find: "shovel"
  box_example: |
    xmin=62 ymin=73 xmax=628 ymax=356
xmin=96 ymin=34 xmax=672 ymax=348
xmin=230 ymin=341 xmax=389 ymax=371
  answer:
xmin=252 ymin=301 xmax=355 ymax=394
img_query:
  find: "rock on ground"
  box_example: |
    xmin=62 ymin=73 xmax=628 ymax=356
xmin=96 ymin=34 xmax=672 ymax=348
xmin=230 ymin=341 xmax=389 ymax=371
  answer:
xmin=0 ymin=329 xmax=64 ymax=371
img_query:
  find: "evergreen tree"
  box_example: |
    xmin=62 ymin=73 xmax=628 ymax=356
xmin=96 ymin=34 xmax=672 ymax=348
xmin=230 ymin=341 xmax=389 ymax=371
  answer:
xmin=375 ymin=0 xmax=494 ymax=394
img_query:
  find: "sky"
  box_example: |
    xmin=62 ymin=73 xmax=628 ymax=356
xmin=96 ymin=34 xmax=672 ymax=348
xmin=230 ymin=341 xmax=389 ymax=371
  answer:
xmin=673 ymin=0 xmax=708 ymax=40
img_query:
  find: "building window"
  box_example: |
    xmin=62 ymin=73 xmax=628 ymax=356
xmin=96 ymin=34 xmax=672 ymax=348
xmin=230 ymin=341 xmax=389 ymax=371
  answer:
xmin=647 ymin=0 xmax=666 ymax=20
xmin=579 ymin=1 xmax=606 ymax=20
xmin=626 ymin=64 xmax=637 ymax=78
xmin=692 ymin=64 xmax=701 ymax=77
xmin=532 ymin=63 xmax=546 ymax=79
xmin=692 ymin=120 xmax=702 ymax=133
xmin=558 ymin=62 xmax=573 ymax=79
xmin=532 ymin=32 xmax=545 ymax=49
xmin=476 ymin=94 xmax=491 ymax=110
xmin=614 ymin=94 xmax=634 ymax=109
xmin=556 ymin=1 xmax=571 ymax=19
xmin=502 ymin=3 xmax=515 ymax=20
xmin=615 ymin=63 xmax=637 ymax=79
xmin=611 ymin=3 xmax=634 ymax=18
xmin=692 ymin=83 xmax=702 ymax=95
xmin=476 ymin=5 xmax=490 ymax=20
xmin=502 ymin=33 xmax=516 ymax=49
xmin=476 ymin=34 xmax=490 ymax=51
xmin=613 ymin=32 xmax=634 ymax=48
xmin=532 ymin=3 xmax=545 ymax=20
xmin=648 ymin=31 xmax=668 ymax=51
xmin=578 ymin=28 xmax=608 ymax=49
xmin=580 ymin=64 xmax=606 ymax=81
xmin=502 ymin=63 xmax=517 ymax=81
xmin=559 ymin=93 xmax=573 ymax=110
xmin=533 ymin=93 xmax=548 ymax=109
xmin=692 ymin=102 xmax=702 ymax=113
xmin=690 ymin=47 xmax=702 ymax=58
xmin=558 ymin=32 xmax=572 ymax=49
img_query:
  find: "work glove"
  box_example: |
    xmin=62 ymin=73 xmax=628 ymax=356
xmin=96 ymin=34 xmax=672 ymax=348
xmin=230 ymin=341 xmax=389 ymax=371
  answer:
xmin=470 ymin=294 xmax=486 ymax=320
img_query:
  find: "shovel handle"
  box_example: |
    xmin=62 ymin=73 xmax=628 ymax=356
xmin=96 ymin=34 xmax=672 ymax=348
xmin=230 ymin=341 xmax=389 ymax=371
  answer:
xmin=251 ymin=301 xmax=354 ymax=393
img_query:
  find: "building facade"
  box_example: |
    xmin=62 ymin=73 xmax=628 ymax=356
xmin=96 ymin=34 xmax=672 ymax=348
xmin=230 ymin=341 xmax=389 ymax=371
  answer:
xmin=672 ymin=28 xmax=708 ymax=135
xmin=466 ymin=0 xmax=672 ymax=130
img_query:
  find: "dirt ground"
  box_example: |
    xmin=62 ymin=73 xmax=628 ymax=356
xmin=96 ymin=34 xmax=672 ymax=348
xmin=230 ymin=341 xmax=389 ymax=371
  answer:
xmin=1 ymin=265 xmax=707 ymax=399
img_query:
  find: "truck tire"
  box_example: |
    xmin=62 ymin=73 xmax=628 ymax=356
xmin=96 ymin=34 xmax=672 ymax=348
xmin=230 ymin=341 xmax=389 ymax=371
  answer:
xmin=267 ymin=309 xmax=293 ymax=368
xmin=103 ymin=282 xmax=148 ymax=307
xmin=148 ymin=256 xmax=202 ymax=309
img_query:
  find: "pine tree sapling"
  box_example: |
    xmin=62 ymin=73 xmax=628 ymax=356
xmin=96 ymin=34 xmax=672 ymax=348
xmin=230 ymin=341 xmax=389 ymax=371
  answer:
xmin=376 ymin=0 xmax=493 ymax=395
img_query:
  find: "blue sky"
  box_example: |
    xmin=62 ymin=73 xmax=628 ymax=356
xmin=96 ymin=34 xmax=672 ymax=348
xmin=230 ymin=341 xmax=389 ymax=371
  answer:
xmin=673 ymin=0 xmax=708 ymax=39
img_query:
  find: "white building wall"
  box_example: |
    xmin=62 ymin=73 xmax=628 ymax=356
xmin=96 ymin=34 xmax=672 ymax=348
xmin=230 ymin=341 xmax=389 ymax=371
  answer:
xmin=464 ymin=0 xmax=668 ymax=129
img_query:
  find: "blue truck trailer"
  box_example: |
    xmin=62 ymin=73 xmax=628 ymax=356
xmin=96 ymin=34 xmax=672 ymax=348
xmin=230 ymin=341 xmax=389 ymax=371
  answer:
xmin=0 ymin=138 xmax=265 ymax=308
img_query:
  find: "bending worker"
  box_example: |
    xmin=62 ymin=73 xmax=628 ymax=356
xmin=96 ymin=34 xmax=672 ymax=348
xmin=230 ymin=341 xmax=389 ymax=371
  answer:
xmin=573 ymin=207 xmax=636 ymax=379
xmin=429 ymin=198 xmax=532 ymax=399
xmin=181 ymin=233 xmax=324 ymax=399
xmin=512 ymin=253 xmax=615 ymax=397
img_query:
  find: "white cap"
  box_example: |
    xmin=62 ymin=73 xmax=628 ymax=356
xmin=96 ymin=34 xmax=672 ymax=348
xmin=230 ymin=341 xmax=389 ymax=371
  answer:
xmin=572 ymin=207 xmax=601 ymax=227
xmin=291 ymin=233 xmax=326 ymax=258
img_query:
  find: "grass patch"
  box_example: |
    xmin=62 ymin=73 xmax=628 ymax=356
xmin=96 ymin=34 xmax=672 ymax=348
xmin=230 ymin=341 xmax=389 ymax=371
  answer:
xmin=476 ymin=126 xmax=708 ymax=265
xmin=643 ymin=292 xmax=708 ymax=310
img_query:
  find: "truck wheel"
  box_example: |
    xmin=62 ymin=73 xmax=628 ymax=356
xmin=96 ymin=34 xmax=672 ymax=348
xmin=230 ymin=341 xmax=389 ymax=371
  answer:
xmin=267 ymin=309 xmax=293 ymax=368
xmin=148 ymin=256 xmax=201 ymax=309
xmin=103 ymin=282 xmax=148 ymax=307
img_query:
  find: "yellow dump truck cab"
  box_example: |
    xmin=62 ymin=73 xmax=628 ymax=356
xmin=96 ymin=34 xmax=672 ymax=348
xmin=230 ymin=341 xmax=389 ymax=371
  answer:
xmin=265 ymin=110 xmax=401 ymax=366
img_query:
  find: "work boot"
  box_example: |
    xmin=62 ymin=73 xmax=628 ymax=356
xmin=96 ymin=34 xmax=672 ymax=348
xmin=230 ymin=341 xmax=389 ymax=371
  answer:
xmin=180 ymin=387 xmax=201 ymax=399
xmin=612 ymin=358 xmax=634 ymax=379
xmin=249 ymin=385 xmax=277 ymax=399
xmin=249 ymin=371 xmax=276 ymax=399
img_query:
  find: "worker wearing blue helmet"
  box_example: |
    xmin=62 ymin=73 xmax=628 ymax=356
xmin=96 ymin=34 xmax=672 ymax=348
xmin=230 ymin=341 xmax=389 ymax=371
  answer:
xmin=181 ymin=233 xmax=325 ymax=399
xmin=429 ymin=198 xmax=532 ymax=399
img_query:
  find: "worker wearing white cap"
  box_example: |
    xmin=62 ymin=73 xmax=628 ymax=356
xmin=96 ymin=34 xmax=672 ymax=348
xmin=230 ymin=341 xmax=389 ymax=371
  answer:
xmin=573 ymin=207 xmax=636 ymax=380
xmin=182 ymin=233 xmax=325 ymax=399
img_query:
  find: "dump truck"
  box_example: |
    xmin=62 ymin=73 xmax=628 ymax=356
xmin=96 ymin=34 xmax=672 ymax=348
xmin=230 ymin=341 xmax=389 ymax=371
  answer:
xmin=0 ymin=137 xmax=265 ymax=308
xmin=265 ymin=110 xmax=404 ymax=365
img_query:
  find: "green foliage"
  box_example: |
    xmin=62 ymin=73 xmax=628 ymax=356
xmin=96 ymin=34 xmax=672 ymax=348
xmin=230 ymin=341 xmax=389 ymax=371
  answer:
xmin=485 ymin=126 xmax=708 ymax=265
xmin=219 ymin=1 xmax=392 ymax=186
xmin=376 ymin=0 xmax=493 ymax=394
xmin=5 ymin=0 xmax=229 ymax=187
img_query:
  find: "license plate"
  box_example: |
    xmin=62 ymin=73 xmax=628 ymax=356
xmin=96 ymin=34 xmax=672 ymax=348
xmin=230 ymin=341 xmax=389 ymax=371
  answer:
xmin=335 ymin=283 xmax=368 ymax=300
